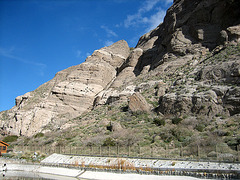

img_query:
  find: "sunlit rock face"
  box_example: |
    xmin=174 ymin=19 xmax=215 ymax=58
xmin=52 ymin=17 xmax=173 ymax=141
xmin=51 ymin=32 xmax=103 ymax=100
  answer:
xmin=0 ymin=40 xmax=130 ymax=136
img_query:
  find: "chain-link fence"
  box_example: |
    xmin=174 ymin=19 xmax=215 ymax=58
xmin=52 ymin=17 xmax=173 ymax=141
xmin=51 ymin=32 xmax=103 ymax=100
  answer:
xmin=13 ymin=144 xmax=240 ymax=162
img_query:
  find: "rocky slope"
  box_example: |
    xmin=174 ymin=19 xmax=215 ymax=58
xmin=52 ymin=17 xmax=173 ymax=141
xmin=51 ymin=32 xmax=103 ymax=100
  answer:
xmin=0 ymin=0 xmax=240 ymax=152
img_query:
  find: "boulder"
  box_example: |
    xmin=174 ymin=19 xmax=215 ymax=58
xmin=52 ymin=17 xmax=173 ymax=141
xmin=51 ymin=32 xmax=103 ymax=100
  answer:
xmin=128 ymin=92 xmax=151 ymax=113
xmin=227 ymin=25 xmax=240 ymax=44
xmin=223 ymin=87 xmax=240 ymax=116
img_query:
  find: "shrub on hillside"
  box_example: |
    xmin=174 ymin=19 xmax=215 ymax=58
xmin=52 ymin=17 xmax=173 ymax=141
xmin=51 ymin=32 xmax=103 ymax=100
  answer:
xmin=172 ymin=117 xmax=183 ymax=124
xmin=103 ymin=137 xmax=116 ymax=146
xmin=195 ymin=124 xmax=205 ymax=132
xmin=3 ymin=135 xmax=18 ymax=142
xmin=153 ymin=118 xmax=165 ymax=126
xmin=34 ymin=132 xmax=44 ymax=138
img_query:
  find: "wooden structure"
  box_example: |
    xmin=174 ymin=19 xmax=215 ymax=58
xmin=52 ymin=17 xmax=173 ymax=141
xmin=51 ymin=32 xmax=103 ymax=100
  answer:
xmin=0 ymin=140 xmax=9 ymax=153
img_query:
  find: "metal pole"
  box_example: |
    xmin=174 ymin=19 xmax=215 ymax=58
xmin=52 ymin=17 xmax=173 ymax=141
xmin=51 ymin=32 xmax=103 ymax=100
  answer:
xmin=117 ymin=145 xmax=119 ymax=156
xmin=166 ymin=145 xmax=168 ymax=158
xmin=237 ymin=145 xmax=240 ymax=162
xmin=139 ymin=145 xmax=141 ymax=157
xmin=128 ymin=146 xmax=130 ymax=157
xmin=197 ymin=145 xmax=200 ymax=160
xmin=151 ymin=146 xmax=153 ymax=157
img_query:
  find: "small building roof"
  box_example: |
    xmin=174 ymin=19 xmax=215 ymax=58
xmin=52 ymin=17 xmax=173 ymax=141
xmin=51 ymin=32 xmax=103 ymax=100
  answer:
xmin=0 ymin=140 xmax=9 ymax=146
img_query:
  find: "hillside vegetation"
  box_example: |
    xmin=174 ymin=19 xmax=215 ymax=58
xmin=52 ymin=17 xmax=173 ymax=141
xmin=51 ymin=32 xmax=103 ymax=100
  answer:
xmin=10 ymin=44 xmax=240 ymax=161
xmin=1 ymin=0 xmax=240 ymax=161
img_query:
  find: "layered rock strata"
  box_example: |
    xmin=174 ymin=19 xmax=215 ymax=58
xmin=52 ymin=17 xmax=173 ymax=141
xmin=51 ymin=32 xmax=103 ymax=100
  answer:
xmin=0 ymin=40 xmax=130 ymax=136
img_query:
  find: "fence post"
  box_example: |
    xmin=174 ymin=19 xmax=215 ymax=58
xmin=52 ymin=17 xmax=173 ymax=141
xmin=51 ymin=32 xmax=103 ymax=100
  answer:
xmin=128 ymin=146 xmax=130 ymax=157
xmin=237 ymin=145 xmax=240 ymax=162
xmin=197 ymin=145 xmax=200 ymax=160
xmin=180 ymin=145 xmax=182 ymax=157
xmin=216 ymin=144 xmax=219 ymax=161
xmin=165 ymin=145 xmax=168 ymax=158
xmin=108 ymin=146 xmax=110 ymax=156
xmin=100 ymin=146 xmax=102 ymax=156
xmin=117 ymin=145 xmax=119 ymax=156
xmin=139 ymin=145 xmax=141 ymax=157
xmin=151 ymin=146 xmax=153 ymax=157
xmin=79 ymin=147 xmax=82 ymax=155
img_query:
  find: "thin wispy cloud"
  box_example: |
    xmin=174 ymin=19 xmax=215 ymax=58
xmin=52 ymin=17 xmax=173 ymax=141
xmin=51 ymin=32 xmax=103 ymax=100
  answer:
xmin=101 ymin=25 xmax=118 ymax=38
xmin=123 ymin=0 xmax=172 ymax=32
xmin=0 ymin=47 xmax=46 ymax=76
xmin=124 ymin=0 xmax=161 ymax=28
xmin=139 ymin=0 xmax=161 ymax=13
xmin=165 ymin=0 xmax=173 ymax=6
xmin=86 ymin=52 xmax=91 ymax=57
xmin=104 ymin=40 xmax=114 ymax=47
xmin=76 ymin=50 xmax=82 ymax=58
xmin=145 ymin=8 xmax=166 ymax=32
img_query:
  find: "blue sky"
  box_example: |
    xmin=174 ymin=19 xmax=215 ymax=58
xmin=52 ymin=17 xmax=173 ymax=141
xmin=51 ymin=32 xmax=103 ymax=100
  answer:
xmin=0 ymin=0 xmax=172 ymax=111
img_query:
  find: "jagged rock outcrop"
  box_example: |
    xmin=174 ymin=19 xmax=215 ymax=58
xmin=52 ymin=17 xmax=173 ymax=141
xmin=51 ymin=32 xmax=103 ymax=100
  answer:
xmin=195 ymin=60 xmax=240 ymax=84
xmin=110 ymin=48 xmax=143 ymax=88
xmin=135 ymin=0 xmax=240 ymax=73
xmin=132 ymin=0 xmax=240 ymax=118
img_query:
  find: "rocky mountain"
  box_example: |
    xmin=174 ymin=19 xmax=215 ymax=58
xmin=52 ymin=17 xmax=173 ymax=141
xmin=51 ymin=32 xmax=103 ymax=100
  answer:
xmin=0 ymin=0 xmax=240 ymax=150
xmin=0 ymin=40 xmax=130 ymax=136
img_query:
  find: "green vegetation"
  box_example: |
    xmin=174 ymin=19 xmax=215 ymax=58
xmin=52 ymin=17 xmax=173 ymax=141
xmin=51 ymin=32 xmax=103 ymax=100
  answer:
xmin=103 ymin=137 xmax=116 ymax=146
xmin=129 ymin=47 xmax=135 ymax=51
xmin=195 ymin=124 xmax=205 ymax=132
xmin=172 ymin=117 xmax=183 ymax=124
xmin=3 ymin=135 xmax=18 ymax=142
xmin=34 ymin=132 xmax=44 ymax=138
xmin=153 ymin=118 xmax=165 ymax=126
xmin=4 ymin=44 xmax=240 ymax=161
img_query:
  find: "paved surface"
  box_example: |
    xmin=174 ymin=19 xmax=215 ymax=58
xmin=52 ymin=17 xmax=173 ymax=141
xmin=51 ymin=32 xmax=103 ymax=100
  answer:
xmin=0 ymin=163 xmax=211 ymax=180
xmin=79 ymin=171 xmax=209 ymax=180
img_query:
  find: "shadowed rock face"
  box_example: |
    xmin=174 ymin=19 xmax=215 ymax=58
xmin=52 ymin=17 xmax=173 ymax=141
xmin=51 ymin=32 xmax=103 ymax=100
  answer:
xmin=0 ymin=0 xmax=239 ymax=137
xmin=134 ymin=0 xmax=240 ymax=73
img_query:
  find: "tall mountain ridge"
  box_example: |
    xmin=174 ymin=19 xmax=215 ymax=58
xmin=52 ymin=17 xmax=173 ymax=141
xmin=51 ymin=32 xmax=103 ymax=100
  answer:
xmin=0 ymin=0 xmax=240 ymax=150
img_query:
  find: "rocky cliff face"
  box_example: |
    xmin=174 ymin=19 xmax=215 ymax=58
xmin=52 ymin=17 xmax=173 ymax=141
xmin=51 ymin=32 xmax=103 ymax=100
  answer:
xmin=0 ymin=40 xmax=130 ymax=136
xmin=0 ymin=0 xmax=239 ymax=137
xmin=135 ymin=0 xmax=240 ymax=72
